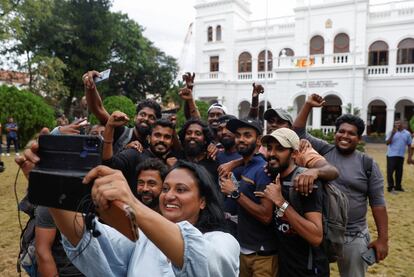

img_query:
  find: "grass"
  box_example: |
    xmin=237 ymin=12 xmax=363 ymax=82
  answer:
xmin=0 ymin=144 xmax=413 ymax=276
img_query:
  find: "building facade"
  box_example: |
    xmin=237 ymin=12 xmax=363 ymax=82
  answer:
xmin=192 ymin=0 xmax=414 ymax=134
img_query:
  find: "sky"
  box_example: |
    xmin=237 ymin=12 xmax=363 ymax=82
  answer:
xmin=111 ymin=0 xmax=394 ymax=61
xmin=111 ymin=0 xmax=295 ymax=60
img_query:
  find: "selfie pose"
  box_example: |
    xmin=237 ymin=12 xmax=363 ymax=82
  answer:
xmin=18 ymin=145 xmax=239 ymax=277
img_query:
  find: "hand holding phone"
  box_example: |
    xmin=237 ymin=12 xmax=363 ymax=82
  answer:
xmin=93 ymin=69 xmax=111 ymax=83
xmin=361 ymin=248 xmax=376 ymax=266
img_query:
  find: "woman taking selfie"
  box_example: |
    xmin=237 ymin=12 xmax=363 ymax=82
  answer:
xmin=46 ymin=160 xmax=240 ymax=277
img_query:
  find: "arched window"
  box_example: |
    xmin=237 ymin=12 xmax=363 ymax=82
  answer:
xmin=397 ymin=38 xmax=414 ymax=64
xmin=334 ymin=33 xmax=350 ymax=53
xmin=310 ymin=35 xmax=325 ymax=55
xmin=279 ymin=48 xmax=294 ymax=57
xmin=216 ymin=25 xmax=222 ymax=41
xmin=238 ymin=52 xmax=252 ymax=72
xmin=207 ymin=26 xmax=213 ymax=42
xmin=258 ymin=50 xmax=273 ymax=72
xmin=369 ymin=41 xmax=389 ymax=66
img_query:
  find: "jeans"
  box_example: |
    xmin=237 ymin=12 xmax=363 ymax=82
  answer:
xmin=337 ymin=228 xmax=371 ymax=277
xmin=6 ymin=136 xmax=18 ymax=153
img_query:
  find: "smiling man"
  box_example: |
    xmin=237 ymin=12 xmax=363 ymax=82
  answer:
xmin=293 ymin=94 xmax=389 ymax=277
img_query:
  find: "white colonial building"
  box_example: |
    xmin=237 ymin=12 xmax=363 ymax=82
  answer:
xmin=192 ymin=0 xmax=414 ymax=134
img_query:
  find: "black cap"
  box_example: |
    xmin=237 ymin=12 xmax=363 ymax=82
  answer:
xmin=227 ymin=118 xmax=263 ymax=135
xmin=263 ymin=108 xmax=293 ymax=125
xmin=217 ymin=114 xmax=237 ymax=125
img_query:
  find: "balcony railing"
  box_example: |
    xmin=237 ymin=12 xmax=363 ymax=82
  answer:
xmin=396 ymin=64 xmax=414 ymax=74
xmin=237 ymin=72 xmax=253 ymax=80
xmin=366 ymin=66 xmax=389 ymax=75
xmin=257 ymin=72 xmax=274 ymax=79
xmin=198 ymin=72 xmax=226 ymax=81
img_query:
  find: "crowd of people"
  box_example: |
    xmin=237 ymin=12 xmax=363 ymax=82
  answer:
xmin=12 ymin=69 xmax=414 ymax=277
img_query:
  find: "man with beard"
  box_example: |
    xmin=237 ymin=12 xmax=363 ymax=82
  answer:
xmin=178 ymin=118 xmax=219 ymax=185
xmin=82 ymin=70 xmax=162 ymax=155
xmin=135 ymin=158 xmax=168 ymax=212
xmin=220 ymin=118 xmax=278 ymax=277
xmin=294 ymin=94 xmax=388 ymax=277
xmin=102 ymin=112 xmax=179 ymax=190
xmin=260 ymin=128 xmax=328 ymax=277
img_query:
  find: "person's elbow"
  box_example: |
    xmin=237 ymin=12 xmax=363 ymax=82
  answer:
xmin=258 ymin=212 xmax=273 ymax=225
xmin=309 ymin=233 xmax=323 ymax=247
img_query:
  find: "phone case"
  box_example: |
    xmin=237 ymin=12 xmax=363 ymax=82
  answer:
xmin=361 ymin=248 xmax=376 ymax=266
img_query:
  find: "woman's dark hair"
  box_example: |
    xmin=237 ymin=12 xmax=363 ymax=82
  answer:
xmin=169 ymin=160 xmax=225 ymax=233
xmin=335 ymin=114 xmax=365 ymax=137
xmin=178 ymin=119 xmax=214 ymax=146
xmin=136 ymin=99 xmax=162 ymax=119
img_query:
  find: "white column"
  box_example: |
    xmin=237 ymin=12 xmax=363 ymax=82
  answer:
xmin=386 ymin=108 xmax=395 ymax=134
xmin=360 ymin=107 xmax=368 ymax=136
xmin=312 ymin=108 xmax=322 ymax=129
xmin=389 ymin=49 xmax=397 ymax=76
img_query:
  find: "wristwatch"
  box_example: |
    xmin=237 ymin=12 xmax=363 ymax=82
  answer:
xmin=231 ymin=190 xmax=240 ymax=199
xmin=275 ymin=201 xmax=289 ymax=218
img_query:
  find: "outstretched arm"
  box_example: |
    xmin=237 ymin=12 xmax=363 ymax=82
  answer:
xmin=293 ymin=93 xmax=325 ymax=130
xmin=181 ymin=72 xmax=201 ymax=120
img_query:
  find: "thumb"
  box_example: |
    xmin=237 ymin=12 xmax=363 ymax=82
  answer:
xmin=275 ymin=173 xmax=281 ymax=184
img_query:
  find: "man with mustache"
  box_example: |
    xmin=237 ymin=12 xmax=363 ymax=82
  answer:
xmin=220 ymin=118 xmax=278 ymax=277
xmin=260 ymin=128 xmax=328 ymax=277
xmin=82 ymin=70 xmax=162 ymax=155
xmin=178 ymin=119 xmax=219 ymax=184
xmin=135 ymin=158 xmax=168 ymax=212
xmin=294 ymin=94 xmax=388 ymax=277
xmin=103 ymin=113 xmax=179 ymax=190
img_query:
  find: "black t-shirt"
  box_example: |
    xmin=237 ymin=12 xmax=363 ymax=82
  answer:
xmin=35 ymin=206 xmax=85 ymax=277
xmin=276 ymin=168 xmax=329 ymax=277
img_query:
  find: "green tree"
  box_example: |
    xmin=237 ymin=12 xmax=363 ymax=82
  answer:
xmin=176 ymin=100 xmax=209 ymax=129
xmin=89 ymin=95 xmax=136 ymax=126
xmin=0 ymin=85 xmax=55 ymax=147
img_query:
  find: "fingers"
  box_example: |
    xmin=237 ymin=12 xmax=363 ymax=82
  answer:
xmin=275 ymin=173 xmax=281 ymax=184
xmin=83 ymin=165 xmax=118 ymax=184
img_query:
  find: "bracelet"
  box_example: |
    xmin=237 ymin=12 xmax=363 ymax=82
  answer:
xmin=103 ymin=140 xmax=113 ymax=144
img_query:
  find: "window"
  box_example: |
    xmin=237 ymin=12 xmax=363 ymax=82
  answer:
xmin=369 ymin=41 xmax=389 ymax=66
xmin=310 ymin=35 xmax=325 ymax=55
xmin=334 ymin=33 xmax=349 ymax=53
xmin=216 ymin=25 xmax=222 ymax=41
xmin=397 ymin=38 xmax=414 ymax=64
xmin=238 ymin=52 xmax=252 ymax=72
xmin=210 ymin=56 xmax=219 ymax=72
xmin=207 ymin=26 xmax=213 ymax=42
xmin=258 ymin=50 xmax=273 ymax=71
xmin=279 ymin=48 xmax=294 ymax=57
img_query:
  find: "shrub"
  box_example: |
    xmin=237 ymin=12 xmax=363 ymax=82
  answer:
xmin=89 ymin=95 xmax=136 ymax=126
xmin=0 ymin=85 xmax=55 ymax=147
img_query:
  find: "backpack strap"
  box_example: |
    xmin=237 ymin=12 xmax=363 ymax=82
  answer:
xmin=362 ymin=154 xmax=373 ymax=179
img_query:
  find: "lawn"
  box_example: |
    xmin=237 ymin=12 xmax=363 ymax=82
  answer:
xmin=0 ymin=143 xmax=413 ymax=276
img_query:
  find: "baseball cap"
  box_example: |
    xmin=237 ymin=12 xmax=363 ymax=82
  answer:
xmin=217 ymin=114 xmax=237 ymax=125
xmin=263 ymin=108 xmax=293 ymax=125
xmin=261 ymin=128 xmax=299 ymax=150
xmin=208 ymin=103 xmax=228 ymax=115
xmin=227 ymin=118 xmax=263 ymax=135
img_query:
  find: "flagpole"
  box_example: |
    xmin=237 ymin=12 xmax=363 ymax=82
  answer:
xmin=264 ymin=0 xmax=269 ymax=134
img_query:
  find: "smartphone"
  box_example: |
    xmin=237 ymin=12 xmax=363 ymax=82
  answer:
xmin=93 ymin=69 xmax=111 ymax=83
xmin=361 ymin=248 xmax=376 ymax=266
xmin=28 ymin=135 xmax=102 ymax=212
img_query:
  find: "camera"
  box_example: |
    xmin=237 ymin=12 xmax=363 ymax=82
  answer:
xmin=28 ymin=135 xmax=102 ymax=212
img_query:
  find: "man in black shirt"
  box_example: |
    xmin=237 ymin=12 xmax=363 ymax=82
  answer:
xmin=178 ymin=118 xmax=219 ymax=184
xmin=260 ymin=128 xmax=328 ymax=277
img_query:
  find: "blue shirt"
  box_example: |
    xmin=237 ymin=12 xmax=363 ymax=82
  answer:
xmin=5 ymin=122 xmax=18 ymax=138
xmin=386 ymin=129 xmax=412 ymax=157
xmin=237 ymin=154 xmax=278 ymax=252
xmin=62 ymin=220 xmax=240 ymax=277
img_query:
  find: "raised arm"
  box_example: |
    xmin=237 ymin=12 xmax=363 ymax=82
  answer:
xmin=102 ymin=111 xmax=129 ymax=161
xmin=247 ymin=83 xmax=264 ymax=119
xmin=180 ymin=72 xmax=201 ymax=120
xmin=82 ymin=70 xmax=110 ymax=125
xmin=293 ymin=93 xmax=325 ymax=130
